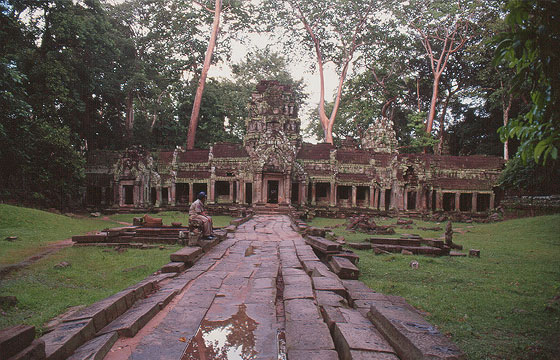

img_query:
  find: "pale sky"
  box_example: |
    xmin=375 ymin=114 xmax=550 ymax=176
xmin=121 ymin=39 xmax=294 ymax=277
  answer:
xmin=209 ymin=32 xmax=343 ymax=143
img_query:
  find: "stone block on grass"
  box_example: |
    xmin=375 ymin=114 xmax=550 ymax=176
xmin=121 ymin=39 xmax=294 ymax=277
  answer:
xmin=161 ymin=262 xmax=186 ymax=273
xmin=329 ymin=256 xmax=360 ymax=280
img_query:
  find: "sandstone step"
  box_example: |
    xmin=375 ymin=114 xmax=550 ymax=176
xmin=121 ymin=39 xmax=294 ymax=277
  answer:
xmin=327 ymin=251 xmax=359 ymax=265
xmin=371 ymin=244 xmax=445 ymax=255
xmin=368 ymin=237 xmax=421 ymax=246
xmin=72 ymin=234 xmax=107 ymax=243
xmin=0 ymin=325 xmax=36 ymax=359
xmin=97 ymin=290 xmax=177 ymax=338
xmin=170 ymin=246 xmax=203 ymax=264
xmin=161 ymin=262 xmax=186 ymax=273
xmin=41 ymin=319 xmax=95 ymax=360
xmin=312 ymin=276 xmax=346 ymax=297
xmin=329 ymin=256 xmax=360 ymax=280
xmin=304 ymin=236 xmax=342 ymax=254
xmin=67 ymin=332 xmax=117 ymax=360
xmin=420 ymin=238 xmax=445 ymax=248
xmin=347 ymin=242 xmax=372 ymax=250
xmin=368 ymin=300 xmax=465 ymax=359
xmin=64 ymin=279 xmax=156 ymax=332
xmin=7 ymin=339 xmax=45 ymax=360
xmin=131 ymin=236 xmax=179 ymax=244
xmin=332 ymin=322 xmax=398 ymax=359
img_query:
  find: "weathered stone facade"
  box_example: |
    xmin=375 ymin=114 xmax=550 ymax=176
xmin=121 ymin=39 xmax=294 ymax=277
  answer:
xmin=85 ymin=80 xmax=505 ymax=213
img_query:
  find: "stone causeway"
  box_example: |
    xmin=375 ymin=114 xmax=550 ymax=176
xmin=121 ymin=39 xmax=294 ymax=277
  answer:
xmin=2 ymin=215 xmax=465 ymax=360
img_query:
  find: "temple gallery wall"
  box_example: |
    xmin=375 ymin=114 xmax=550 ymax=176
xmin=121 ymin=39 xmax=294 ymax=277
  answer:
xmin=84 ymin=80 xmax=505 ymax=213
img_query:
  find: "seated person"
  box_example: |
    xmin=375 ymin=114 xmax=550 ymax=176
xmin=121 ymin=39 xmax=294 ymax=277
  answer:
xmin=189 ymin=192 xmax=214 ymax=239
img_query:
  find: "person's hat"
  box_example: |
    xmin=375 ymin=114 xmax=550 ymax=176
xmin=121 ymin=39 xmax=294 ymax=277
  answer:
xmin=197 ymin=191 xmax=207 ymax=200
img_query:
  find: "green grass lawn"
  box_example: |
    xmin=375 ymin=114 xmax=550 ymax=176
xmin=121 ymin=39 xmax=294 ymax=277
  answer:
xmin=108 ymin=211 xmax=233 ymax=228
xmin=309 ymin=214 xmax=560 ymax=360
xmin=0 ymin=204 xmax=120 ymax=265
xmin=0 ymin=206 xmax=215 ymax=334
xmin=0 ymin=244 xmax=180 ymax=334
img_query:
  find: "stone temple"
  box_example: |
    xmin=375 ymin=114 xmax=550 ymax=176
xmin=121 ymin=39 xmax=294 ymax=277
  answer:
xmin=85 ymin=80 xmax=504 ymax=214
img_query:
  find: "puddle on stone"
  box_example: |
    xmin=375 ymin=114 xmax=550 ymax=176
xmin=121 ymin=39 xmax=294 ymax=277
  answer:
xmin=277 ymin=331 xmax=287 ymax=360
xmin=182 ymin=304 xmax=258 ymax=360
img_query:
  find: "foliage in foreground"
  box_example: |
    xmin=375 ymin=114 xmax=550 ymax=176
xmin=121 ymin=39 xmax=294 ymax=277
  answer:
xmin=310 ymin=215 xmax=560 ymax=360
xmin=495 ymin=0 xmax=560 ymax=164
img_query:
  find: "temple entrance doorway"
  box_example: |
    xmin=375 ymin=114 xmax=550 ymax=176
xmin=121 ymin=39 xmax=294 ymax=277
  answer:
xmin=267 ymin=180 xmax=279 ymax=204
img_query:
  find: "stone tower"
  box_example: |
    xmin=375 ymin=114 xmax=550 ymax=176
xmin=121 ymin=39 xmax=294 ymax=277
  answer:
xmin=243 ymin=80 xmax=302 ymax=204
xmin=244 ymin=80 xmax=302 ymax=173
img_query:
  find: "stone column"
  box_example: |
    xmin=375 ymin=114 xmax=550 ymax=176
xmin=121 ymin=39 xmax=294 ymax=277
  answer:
xmin=455 ymin=192 xmax=461 ymax=211
xmin=298 ymin=183 xmax=304 ymax=205
xmin=170 ymin=183 xmax=176 ymax=206
xmin=255 ymin=177 xmax=262 ymax=203
xmin=112 ymin=182 xmax=118 ymax=205
xmin=472 ymin=192 xmax=478 ymax=212
xmin=416 ymin=189 xmax=423 ymax=210
xmin=369 ymin=186 xmax=375 ymax=208
xmin=156 ymin=186 xmax=161 ymax=207
xmin=374 ymin=187 xmax=380 ymax=209
xmin=209 ymin=179 xmax=215 ymax=203
xmin=118 ymin=185 xmax=124 ymax=206
xmin=490 ymin=193 xmax=495 ymax=209
xmin=101 ymin=187 xmax=106 ymax=206
xmin=330 ymin=182 xmax=336 ymax=207
xmin=351 ymin=186 xmax=357 ymax=208
xmin=229 ymin=181 xmax=234 ymax=203
xmin=238 ymin=181 xmax=243 ymax=204
xmin=188 ymin=182 xmax=194 ymax=204
xmin=379 ymin=189 xmax=386 ymax=210
xmin=435 ymin=191 xmax=443 ymax=211
xmin=311 ymin=182 xmax=317 ymax=205
xmin=285 ymin=177 xmax=291 ymax=204
xmin=303 ymin=182 xmax=309 ymax=205
xmin=427 ymin=190 xmax=432 ymax=211
xmin=403 ymin=189 xmax=408 ymax=210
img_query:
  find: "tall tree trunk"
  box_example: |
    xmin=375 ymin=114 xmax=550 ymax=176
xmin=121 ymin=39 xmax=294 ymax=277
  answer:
xmin=426 ymin=74 xmax=440 ymax=133
xmin=125 ymin=90 xmax=134 ymax=140
xmin=325 ymin=60 xmax=351 ymax=144
xmin=503 ymin=93 xmax=513 ymax=160
xmin=416 ymin=77 xmax=421 ymax=112
xmin=437 ymin=89 xmax=452 ymax=155
xmin=186 ymin=0 xmax=222 ymax=150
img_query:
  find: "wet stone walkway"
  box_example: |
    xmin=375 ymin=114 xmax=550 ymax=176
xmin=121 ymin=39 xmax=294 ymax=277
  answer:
xmin=100 ymin=215 xmax=458 ymax=360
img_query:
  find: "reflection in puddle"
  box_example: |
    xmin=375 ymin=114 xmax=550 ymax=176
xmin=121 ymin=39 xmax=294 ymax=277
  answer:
xmin=182 ymin=304 xmax=258 ymax=360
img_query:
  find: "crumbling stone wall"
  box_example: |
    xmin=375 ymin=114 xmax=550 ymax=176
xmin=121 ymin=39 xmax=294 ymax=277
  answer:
xmin=85 ymin=80 xmax=505 ymax=213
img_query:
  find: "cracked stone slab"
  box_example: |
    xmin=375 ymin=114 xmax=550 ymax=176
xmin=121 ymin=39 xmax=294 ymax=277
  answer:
xmin=368 ymin=301 xmax=466 ymax=359
xmin=333 ymin=322 xmax=395 ymax=354
xmin=285 ymin=320 xmax=334 ymax=351
xmin=285 ymin=298 xmax=322 ymax=322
